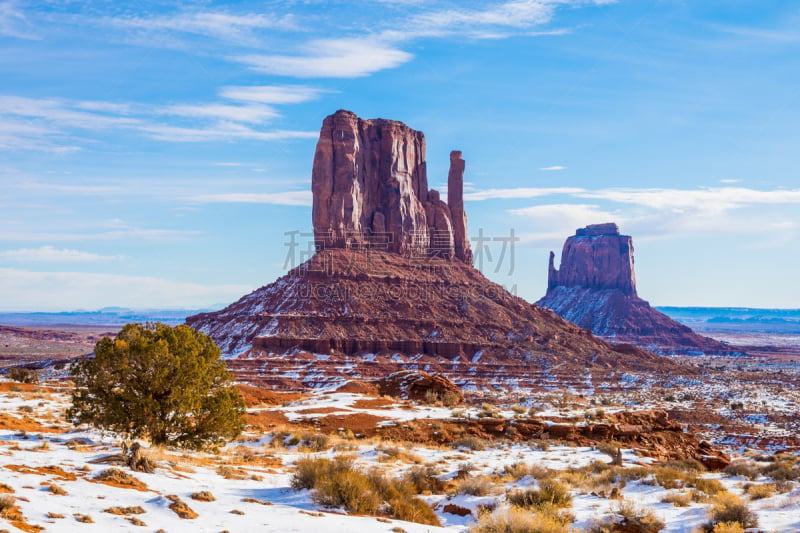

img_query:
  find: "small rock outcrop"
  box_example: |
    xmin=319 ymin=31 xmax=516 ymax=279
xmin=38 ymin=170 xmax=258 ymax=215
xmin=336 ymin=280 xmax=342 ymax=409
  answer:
xmin=538 ymin=223 xmax=738 ymax=355
xmin=311 ymin=110 xmax=472 ymax=262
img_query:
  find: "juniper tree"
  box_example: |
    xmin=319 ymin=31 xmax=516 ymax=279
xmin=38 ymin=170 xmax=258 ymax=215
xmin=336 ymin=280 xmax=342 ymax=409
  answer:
xmin=68 ymin=322 xmax=244 ymax=450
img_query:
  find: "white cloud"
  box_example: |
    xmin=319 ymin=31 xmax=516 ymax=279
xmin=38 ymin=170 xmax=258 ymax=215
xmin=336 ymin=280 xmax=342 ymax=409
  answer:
xmin=465 ymin=186 xmax=585 ymax=201
xmin=382 ymin=0 xmax=613 ymax=41
xmin=509 ymin=203 xmax=621 ymax=244
xmin=140 ymin=123 xmax=317 ymax=143
xmin=0 ymin=268 xmax=252 ymax=311
xmin=186 ymin=191 xmax=312 ymax=207
xmin=161 ymin=103 xmax=279 ymax=124
xmin=577 ymin=187 xmax=800 ymax=213
xmin=540 ymin=165 xmax=566 ymax=171
xmin=108 ymin=11 xmax=296 ymax=43
xmin=0 ymin=227 xmax=201 ymax=243
xmin=220 ymin=85 xmax=326 ymax=104
xmin=0 ymin=94 xmax=317 ymax=149
xmin=235 ymin=38 xmax=413 ymax=78
xmin=0 ymin=2 xmax=37 ymax=40
xmin=0 ymin=246 xmax=123 ymax=263
xmin=504 ymin=186 xmax=800 ymax=245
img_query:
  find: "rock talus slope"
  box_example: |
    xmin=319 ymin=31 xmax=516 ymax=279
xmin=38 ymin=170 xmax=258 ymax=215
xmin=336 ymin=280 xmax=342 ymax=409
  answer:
xmin=538 ymin=223 xmax=736 ymax=355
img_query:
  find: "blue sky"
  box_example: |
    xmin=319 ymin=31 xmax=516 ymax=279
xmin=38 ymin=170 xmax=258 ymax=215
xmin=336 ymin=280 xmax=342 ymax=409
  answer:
xmin=1 ymin=0 xmax=799 ymax=311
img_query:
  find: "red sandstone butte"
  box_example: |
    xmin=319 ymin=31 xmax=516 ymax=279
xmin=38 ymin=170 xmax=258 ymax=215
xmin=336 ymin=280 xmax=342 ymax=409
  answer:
xmin=538 ymin=223 xmax=738 ymax=356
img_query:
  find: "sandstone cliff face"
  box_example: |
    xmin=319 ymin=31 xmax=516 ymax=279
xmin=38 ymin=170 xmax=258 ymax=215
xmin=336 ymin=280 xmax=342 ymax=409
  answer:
xmin=311 ymin=110 xmax=471 ymax=262
xmin=539 ymin=223 xmax=738 ymax=355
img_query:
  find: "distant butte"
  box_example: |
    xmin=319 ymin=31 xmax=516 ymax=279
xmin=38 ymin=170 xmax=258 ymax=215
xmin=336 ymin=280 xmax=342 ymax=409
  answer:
xmin=537 ymin=223 xmax=738 ymax=356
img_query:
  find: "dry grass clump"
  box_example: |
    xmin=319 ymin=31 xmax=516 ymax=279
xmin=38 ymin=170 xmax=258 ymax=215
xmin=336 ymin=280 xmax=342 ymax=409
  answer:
xmin=711 ymin=522 xmax=744 ymax=533
xmin=404 ymin=465 xmax=445 ymax=494
xmin=469 ymin=506 xmax=570 ymax=533
xmin=456 ymin=476 xmax=498 ymax=497
xmin=296 ymin=432 xmax=331 ymax=452
xmin=166 ymin=494 xmax=198 ymax=519
xmin=74 ymin=513 xmax=94 ymax=523
xmin=0 ymin=494 xmax=16 ymax=515
xmin=660 ymin=491 xmax=692 ymax=507
xmin=701 ymin=492 xmax=758 ymax=531
xmin=104 ymin=506 xmax=146 ymax=515
xmin=0 ymin=483 xmax=13 ymax=494
xmin=47 ymin=483 xmax=68 ymax=496
xmin=652 ymin=466 xmax=695 ymax=489
xmin=586 ymin=500 xmax=664 ymax=533
xmin=290 ymin=455 xmax=440 ymax=526
xmin=723 ymin=461 xmax=759 ymax=480
xmin=507 ymin=480 xmax=572 ymax=510
xmin=759 ymin=455 xmax=800 ymax=482
xmin=744 ymin=482 xmax=776 ymax=500
xmin=694 ymin=477 xmax=727 ymax=496
xmin=95 ymin=468 xmax=147 ymax=491
xmin=504 ymin=462 xmax=553 ymax=481
xmin=376 ymin=444 xmax=422 ymax=464
xmin=191 ymin=490 xmax=216 ymax=502
xmin=46 ymin=512 xmax=65 ymax=519
xmin=451 ymin=436 xmax=488 ymax=451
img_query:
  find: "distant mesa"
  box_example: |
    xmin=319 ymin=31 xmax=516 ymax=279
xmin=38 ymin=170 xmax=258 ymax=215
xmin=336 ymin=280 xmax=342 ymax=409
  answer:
xmin=537 ymin=223 xmax=738 ymax=356
xmin=187 ymin=111 xmax=691 ymax=390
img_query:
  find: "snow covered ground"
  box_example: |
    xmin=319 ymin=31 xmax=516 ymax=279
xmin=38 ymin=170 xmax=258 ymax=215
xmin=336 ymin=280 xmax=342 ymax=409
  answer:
xmin=1 ymin=380 xmax=799 ymax=532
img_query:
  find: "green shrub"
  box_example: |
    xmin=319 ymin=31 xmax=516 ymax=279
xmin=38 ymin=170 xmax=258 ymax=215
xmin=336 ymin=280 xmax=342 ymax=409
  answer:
xmin=68 ymin=323 xmax=244 ymax=450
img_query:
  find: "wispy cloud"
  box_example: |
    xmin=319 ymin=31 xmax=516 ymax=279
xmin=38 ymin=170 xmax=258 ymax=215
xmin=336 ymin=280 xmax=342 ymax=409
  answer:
xmin=465 ymin=186 xmax=585 ymax=201
xmin=185 ymin=191 xmax=312 ymax=206
xmin=0 ymin=91 xmax=318 ymax=150
xmin=160 ymin=103 xmax=279 ymax=124
xmin=0 ymin=268 xmax=252 ymax=311
xmin=236 ymin=38 xmax=413 ymax=78
xmin=0 ymin=246 xmax=123 ymax=263
xmin=577 ymin=187 xmax=800 ymax=213
xmin=107 ymin=11 xmax=297 ymax=44
xmin=540 ymin=165 xmax=566 ymax=171
xmin=0 ymin=2 xmax=38 ymax=40
xmin=509 ymin=203 xmax=620 ymax=244
xmin=220 ymin=85 xmax=327 ymax=104
xmin=0 ymin=227 xmax=201 ymax=243
xmin=506 ymin=186 xmax=800 ymax=244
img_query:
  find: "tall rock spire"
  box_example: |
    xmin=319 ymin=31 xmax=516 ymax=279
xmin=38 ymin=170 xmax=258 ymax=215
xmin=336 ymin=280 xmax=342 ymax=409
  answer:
xmin=311 ymin=109 xmax=471 ymax=263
